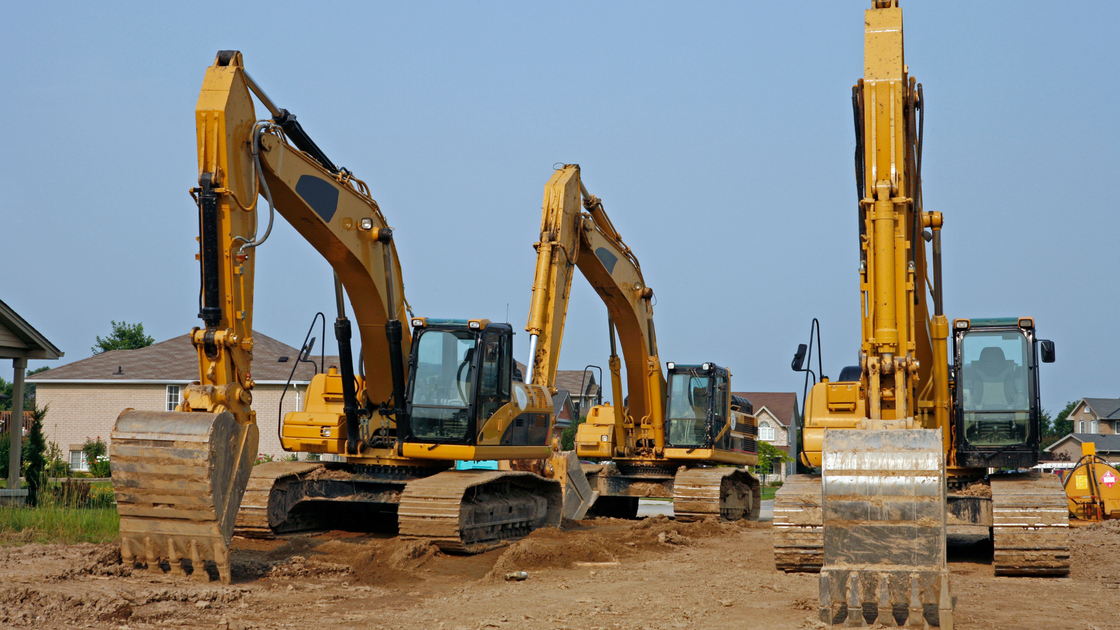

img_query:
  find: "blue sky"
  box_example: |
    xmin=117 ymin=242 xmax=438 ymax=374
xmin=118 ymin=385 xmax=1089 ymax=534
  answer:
xmin=3 ymin=1 xmax=1117 ymax=415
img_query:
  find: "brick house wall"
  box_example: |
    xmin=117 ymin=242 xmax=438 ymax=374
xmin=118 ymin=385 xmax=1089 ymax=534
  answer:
xmin=1048 ymin=438 xmax=1120 ymax=465
xmin=755 ymin=408 xmax=788 ymax=447
xmin=36 ymin=382 xmax=306 ymax=467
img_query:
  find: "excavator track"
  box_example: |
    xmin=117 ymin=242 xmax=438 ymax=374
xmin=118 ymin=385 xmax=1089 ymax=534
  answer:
xmin=991 ymin=472 xmax=1070 ymax=576
xmin=772 ymin=474 xmax=823 ymax=572
xmin=672 ymin=467 xmax=760 ymax=522
xmin=110 ymin=410 xmax=258 ymax=585
xmin=235 ymin=461 xmax=324 ymax=538
xmin=397 ymin=470 xmax=562 ymax=553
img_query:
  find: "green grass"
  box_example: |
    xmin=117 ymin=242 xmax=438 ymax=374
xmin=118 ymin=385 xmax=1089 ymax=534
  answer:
xmin=0 ymin=503 xmax=119 ymax=545
xmin=761 ymin=486 xmax=779 ymax=500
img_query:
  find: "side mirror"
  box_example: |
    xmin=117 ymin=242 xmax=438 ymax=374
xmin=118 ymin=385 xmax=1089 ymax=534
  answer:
xmin=300 ymin=337 xmax=316 ymax=361
xmin=1040 ymin=339 xmax=1055 ymax=363
xmin=791 ymin=344 xmax=807 ymax=372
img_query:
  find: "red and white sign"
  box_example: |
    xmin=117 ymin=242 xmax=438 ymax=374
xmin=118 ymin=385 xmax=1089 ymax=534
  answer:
xmin=1101 ymin=470 xmax=1118 ymax=489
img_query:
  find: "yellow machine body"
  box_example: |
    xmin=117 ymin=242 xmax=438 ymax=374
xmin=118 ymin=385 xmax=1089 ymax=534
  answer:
xmin=282 ymin=366 xmax=554 ymax=463
xmin=1065 ymin=442 xmax=1120 ymax=523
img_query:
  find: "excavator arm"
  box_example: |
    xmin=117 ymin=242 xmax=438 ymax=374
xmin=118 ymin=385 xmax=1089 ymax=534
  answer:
xmin=524 ymin=165 xmax=664 ymax=458
xmin=110 ymin=51 xmax=410 ymax=583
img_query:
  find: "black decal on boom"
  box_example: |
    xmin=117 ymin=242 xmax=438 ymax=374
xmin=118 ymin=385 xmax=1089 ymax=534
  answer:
xmin=296 ymin=175 xmax=340 ymax=223
xmin=595 ymin=247 xmax=618 ymax=274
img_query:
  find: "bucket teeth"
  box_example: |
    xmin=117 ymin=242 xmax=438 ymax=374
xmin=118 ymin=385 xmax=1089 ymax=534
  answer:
xmin=877 ymin=575 xmax=893 ymax=627
xmin=845 ymin=573 xmax=866 ymax=627
xmin=820 ymin=569 xmax=947 ymax=627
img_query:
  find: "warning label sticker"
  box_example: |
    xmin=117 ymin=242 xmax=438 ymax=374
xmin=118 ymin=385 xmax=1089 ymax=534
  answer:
xmin=1101 ymin=470 xmax=1117 ymax=489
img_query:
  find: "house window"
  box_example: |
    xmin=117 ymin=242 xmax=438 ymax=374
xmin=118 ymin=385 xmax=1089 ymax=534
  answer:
xmin=759 ymin=423 xmax=775 ymax=441
xmin=1079 ymin=420 xmax=1086 ymax=433
xmin=1091 ymin=420 xmax=1099 ymax=433
xmin=69 ymin=450 xmax=89 ymax=472
xmin=167 ymin=385 xmax=181 ymax=412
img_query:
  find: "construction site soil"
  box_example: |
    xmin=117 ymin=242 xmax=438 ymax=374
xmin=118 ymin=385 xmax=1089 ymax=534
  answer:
xmin=1 ymin=517 xmax=1118 ymax=630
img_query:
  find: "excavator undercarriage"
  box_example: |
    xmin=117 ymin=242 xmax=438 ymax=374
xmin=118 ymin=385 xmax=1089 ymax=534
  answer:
xmin=234 ymin=462 xmax=563 ymax=553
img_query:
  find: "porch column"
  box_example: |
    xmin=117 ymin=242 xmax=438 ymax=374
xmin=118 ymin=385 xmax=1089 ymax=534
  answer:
xmin=7 ymin=357 xmax=27 ymax=490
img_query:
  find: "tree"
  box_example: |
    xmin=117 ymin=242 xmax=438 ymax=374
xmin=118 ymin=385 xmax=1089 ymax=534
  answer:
xmin=23 ymin=406 xmax=48 ymax=505
xmin=1053 ymin=400 xmax=1077 ymax=436
xmin=91 ymin=321 xmax=154 ymax=354
xmin=756 ymin=441 xmax=792 ymax=483
xmin=1039 ymin=400 xmax=1078 ymax=453
xmin=560 ymin=415 xmax=586 ymax=452
xmin=0 ymin=405 xmax=49 ymax=501
xmin=0 ymin=366 xmax=50 ymax=411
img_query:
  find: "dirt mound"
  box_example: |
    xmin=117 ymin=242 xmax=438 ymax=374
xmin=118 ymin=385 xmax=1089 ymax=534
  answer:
xmin=484 ymin=516 xmax=742 ymax=580
xmin=48 ymin=543 xmax=130 ymax=581
xmin=955 ymin=482 xmax=993 ymax=498
xmin=485 ymin=531 xmax=623 ymax=580
xmin=0 ymin=586 xmax=129 ymax=626
xmin=1083 ymin=519 xmax=1120 ymax=533
xmin=338 ymin=538 xmax=442 ymax=586
xmin=623 ymin=514 xmax=751 ymax=543
xmin=267 ymin=555 xmax=350 ymax=579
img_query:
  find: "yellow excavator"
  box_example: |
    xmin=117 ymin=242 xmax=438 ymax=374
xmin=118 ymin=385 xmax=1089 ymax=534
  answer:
xmin=773 ymin=3 xmax=1067 ymax=627
xmin=525 ymin=165 xmax=761 ymax=522
xmin=109 ymin=51 xmax=576 ymax=584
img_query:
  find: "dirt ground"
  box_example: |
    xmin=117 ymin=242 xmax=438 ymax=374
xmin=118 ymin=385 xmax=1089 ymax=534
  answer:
xmin=1 ymin=517 xmax=1118 ymax=630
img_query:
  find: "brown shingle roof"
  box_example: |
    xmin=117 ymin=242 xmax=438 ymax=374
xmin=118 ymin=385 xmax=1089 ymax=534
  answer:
xmin=514 ymin=360 xmax=600 ymax=397
xmin=28 ymin=332 xmax=337 ymax=384
xmin=732 ymin=392 xmax=799 ymax=427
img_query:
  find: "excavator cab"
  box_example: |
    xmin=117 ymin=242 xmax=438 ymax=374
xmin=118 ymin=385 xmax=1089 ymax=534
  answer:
xmin=662 ymin=362 xmax=757 ymax=459
xmin=952 ymin=317 xmax=1054 ymax=469
xmin=406 ymin=318 xmax=511 ymax=444
xmin=665 ymin=363 xmax=729 ymax=448
xmin=404 ymin=318 xmax=552 ymax=452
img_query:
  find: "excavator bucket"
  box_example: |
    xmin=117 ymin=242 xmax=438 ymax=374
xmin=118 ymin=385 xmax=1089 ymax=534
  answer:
xmin=549 ymin=450 xmax=599 ymax=520
xmin=110 ymin=410 xmax=259 ymax=584
xmin=818 ymin=429 xmax=953 ymax=628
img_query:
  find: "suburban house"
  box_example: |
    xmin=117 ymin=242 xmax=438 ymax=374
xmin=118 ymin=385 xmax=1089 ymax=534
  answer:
xmin=1039 ymin=398 xmax=1120 ymax=465
xmin=30 ymin=332 xmax=333 ymax=468
xmin=734 ymin=391 xmax=800 ymax=480
xmin=1046 ymin=433 xmax=1120 ymax=464
xmin=1067 ymin=398 xmax=1120 ymax=435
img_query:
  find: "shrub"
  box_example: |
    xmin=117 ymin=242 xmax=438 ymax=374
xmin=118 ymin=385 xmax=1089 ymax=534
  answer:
xmin=45 ymin=441 xmax=69 ymax=478
xmin=83 ymin=437 xmax=111 ymax=478
xmin=53 ymin=478 xmax=92 ymax=507
xmin=560 ymin=415 xmax=587 ymax=452
xmin=23 ymin=407 xmax=48 ymax=505
xmin=255 ymin=453 xmax=275 ymax=465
